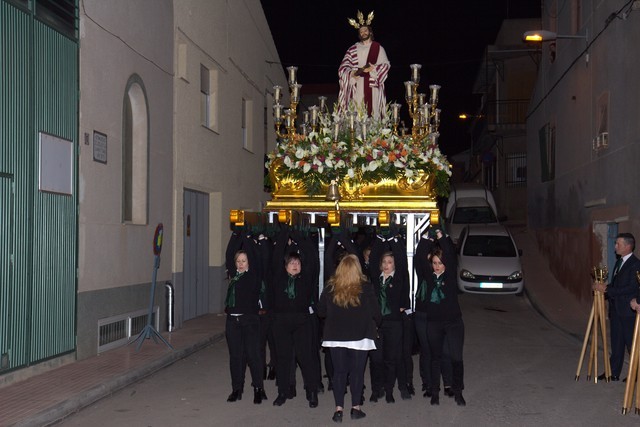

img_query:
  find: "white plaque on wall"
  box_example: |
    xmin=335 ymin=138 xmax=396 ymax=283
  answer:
xmin=93 ymin=130 xmax=107 ymax=164
xmin=38 ymin=132 xmax=73 ymax=196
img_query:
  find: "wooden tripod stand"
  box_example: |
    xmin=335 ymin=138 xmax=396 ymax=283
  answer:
xmin=575 ymin=269 xmax=612 ymax=382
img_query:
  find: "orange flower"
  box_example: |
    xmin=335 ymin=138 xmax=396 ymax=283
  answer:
xmin=401 ymin=149 xmax=408 ymax=157
xmin=389 ymin=152 xmax=397 ymax=162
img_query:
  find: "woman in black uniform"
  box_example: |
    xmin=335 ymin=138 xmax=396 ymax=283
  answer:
xmin=424 ymin=229 xmax=466 ymax=406
xmin=269 ymin=225 xmax=320 ymax=408
xmin=368 ymin=233 xmax=411 ymax=403
xmin=223 ymin=231 xmax=266 ymax=404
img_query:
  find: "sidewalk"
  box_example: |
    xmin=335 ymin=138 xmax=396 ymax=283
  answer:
xmin=0 ymin=228 xmax=589 ymax=427
xmin=0 ymin=314 xmax=226 ymax=427
xmin=510 ymin=225 xmax=591 ymax=340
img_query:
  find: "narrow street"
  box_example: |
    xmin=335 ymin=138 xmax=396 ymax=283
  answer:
xmin=57 ymin=293 xmax=639 ymax=427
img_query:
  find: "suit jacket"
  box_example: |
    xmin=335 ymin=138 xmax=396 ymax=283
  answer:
xmin=607 ymin=253 xmax=640 ymax=318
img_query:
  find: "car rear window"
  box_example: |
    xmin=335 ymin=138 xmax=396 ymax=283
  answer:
xmin=462 ymin=235 xmax=516 ymax=257
xmin=452 ymin=207 xmax=497 ymax=224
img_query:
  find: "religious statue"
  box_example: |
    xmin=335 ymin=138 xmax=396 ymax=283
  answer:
xmin=338 ymin=11 xmax=390 ymax=120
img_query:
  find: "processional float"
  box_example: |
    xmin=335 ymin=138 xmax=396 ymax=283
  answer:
xmin=229 ymin=63 xmax=452 ymax=305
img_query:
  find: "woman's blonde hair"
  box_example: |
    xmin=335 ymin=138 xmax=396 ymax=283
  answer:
xmin=327 ymin=254 xmax=367 ymax=308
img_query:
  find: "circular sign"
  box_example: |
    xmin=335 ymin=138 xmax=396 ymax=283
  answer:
xmin=153 ymin=223 xmax=164 ymax=256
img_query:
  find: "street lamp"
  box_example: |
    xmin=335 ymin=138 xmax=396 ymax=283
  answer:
xmin=523 ymin=30 xmax=588 ymax=42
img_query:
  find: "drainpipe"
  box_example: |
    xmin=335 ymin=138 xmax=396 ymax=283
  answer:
xmin=165 ymin=281 xmax=175 ymax=332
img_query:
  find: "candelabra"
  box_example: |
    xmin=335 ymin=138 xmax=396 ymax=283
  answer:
xmin=272 ymin=63 xmax=441 ymax=144
xmin=403 ymin=63 xmax=441 ymax=141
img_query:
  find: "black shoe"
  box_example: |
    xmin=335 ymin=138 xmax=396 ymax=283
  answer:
xmin=327 ymin=380 xmax=333 ymax=391
xmin=455 ymin=393 xmax=466 ymax=406
xmin=407 ymin=384 xmax=415 ymax=396
xmin=267 ymin=366 xmax=276 ymax=380
xmin=318 ymin=382 xmax=325 ymax=394
xmin=369 ymin=392 xmax=379 ymax=402
xmin=260 ymin=389 xmax=268 ymax=400
xmin=623 ymin=377 xmax=628 ymax=383
xmin=273 ymin=394 xmax=287 ymax=406
xmin=430 ymin=394 xmax=439 ymax=406
xmin=385 ymin=392 xmax=395 ymax=403
xmin=332 ymin=410 xmax=343 ymax=423
xmin=444 ymin=387 xmax=455 ymax=398
xmin=287 ymin=385 xmax=297 ymax=399
xmin=350 ymin=408 xmax=366 ymax=420
xmin=422 ymin=383 xmax=428 ymax=391
xmin=597 ymin=373 xmax=619 ymax=381
xmin=307 ymin=390 xmax=319 ymax=408
xmin=254 ymin=387 xmax=264 ymax=404
xmin=400 ymin=389 xmax=412 ymax=400
xmin=423 ymin=389 xmax=432 ymax=398
xmin=227 ymin=390 xmax=242 ymax=402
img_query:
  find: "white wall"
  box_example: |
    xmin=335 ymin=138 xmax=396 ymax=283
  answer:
xmin=78 ymin=0 xmax=174 ymax=292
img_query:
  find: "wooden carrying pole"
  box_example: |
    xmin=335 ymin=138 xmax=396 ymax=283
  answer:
xmin=575 ymin=287 xmax=611 ymax=382
xmin=622 ymin=313 xmax=640 ymax=414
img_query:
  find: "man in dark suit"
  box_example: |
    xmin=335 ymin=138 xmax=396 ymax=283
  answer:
xmin=594 ymin=233 xmax=640 ymax=381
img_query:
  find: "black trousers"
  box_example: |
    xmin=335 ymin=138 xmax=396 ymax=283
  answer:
xmin=609 ymin=306 xmax=635 ymax=377
xmin=330 ymin=347 xmax=368 ymax=408
xmin=426 ymin=317 xmax=464 ymax=394
xmin=414 ymin=311 xmax=453 ymax=390
xmin=259 ymin=311 xmax=276 ymax=371
xmin=225 ymin=314 xmax=263 ymax=391
xmin=369 ymin=319 xmax=405 ymax=393
xmin=273 ymin=312 xmax=319 ymax=394
xmin=402 ymin=313 xmax=415 ymax=387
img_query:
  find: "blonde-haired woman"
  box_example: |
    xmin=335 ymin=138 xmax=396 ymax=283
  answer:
xmin=318 ymin=254 xmax=381 ymax=423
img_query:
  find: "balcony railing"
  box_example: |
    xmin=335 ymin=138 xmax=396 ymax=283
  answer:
xmin=484 ymin=99 xmax=529 ymax=127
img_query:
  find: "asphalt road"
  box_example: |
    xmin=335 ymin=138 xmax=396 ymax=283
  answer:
xmin=56 ymin=294 xmax=640 ymax=427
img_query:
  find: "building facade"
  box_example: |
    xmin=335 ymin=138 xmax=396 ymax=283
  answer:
xmin=526 ymin=0 xmax=640 ymax=301
xmin=1 ymin=0 xmax=285 ymax=383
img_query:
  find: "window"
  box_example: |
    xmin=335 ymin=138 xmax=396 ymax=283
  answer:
xmin=505 ymin=153 xmax=527 ymax=187
xmin=123 ymin=76 xmax=149 ymax=224
xmin=539 ymin=123 xmax=555 ymax=182
xmin=242 ymin=97 xmax=254 ymax=151
xmin=35 ymin=0 xmax=77 ymax=39
xmin=200 ymin=65 xmax=218 ymax=131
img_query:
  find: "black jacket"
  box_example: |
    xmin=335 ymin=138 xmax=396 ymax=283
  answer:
xmin=224 ymin=232 xmax=263 ymax=315
xmin=422 ymin=235 xmax=461 ymax=321
xmin=609 ymin=253 xmax=640 ymax=318
xmin=317 ymin=282 xmax=381 ymax=342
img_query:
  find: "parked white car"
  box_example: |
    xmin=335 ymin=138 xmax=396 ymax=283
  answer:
xmin=457 ymin=224 xmax=524 ymax=295
xmin=444 ymin=184 xmax=499 ymax=246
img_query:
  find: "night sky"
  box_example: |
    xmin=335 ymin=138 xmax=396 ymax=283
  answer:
xmin=260 ymin=0 xmax=541 ymax=156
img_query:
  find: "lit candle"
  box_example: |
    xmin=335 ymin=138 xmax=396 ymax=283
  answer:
xmin=334 ymin=121 xmax=340 ymax=140
xmin=309 ymin=105 xmax=319 ymax=125
xmin=429 ymin=84 xmax=441 ymax=105
xmin=291 ymin=84 xmax=301 ymax=103
xmin=410 ymin=64 xmax=422 ymax=84
xmin=404 ymin=81 xmax=414 ymax=100
xmin=349 ymin=111 xmax=356 ymax=131
xmin=434 ymin=108 xmax=441 ymax=124
xmin=273 ymin=85 xmax=282 ymax=103
xmin=273 ymin=103 xmax=283 ymax=121
xmin=362 ymin=122 xmax=367 ymax=139
xmin=418 ymin=93 xmax=426 ymax=106
xmin=286 ymin=66 xmax=298 ymax=85
xmin=302 ymin=111 xmax=310 ymax=125
xmin=318 ymin=96 xmax=327 ymax=112
xmin=391 ymin=103 xmax=401 ymax=124
xmin=284 ymin=109 xmax=292 ymax=128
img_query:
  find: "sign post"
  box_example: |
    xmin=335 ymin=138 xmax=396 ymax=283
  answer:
xmin=131 ymin=223 xmax=174 ymax=352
